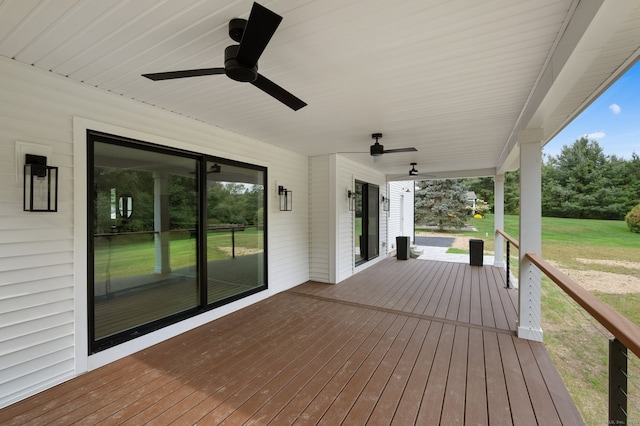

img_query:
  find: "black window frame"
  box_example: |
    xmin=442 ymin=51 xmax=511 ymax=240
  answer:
xmin=87 ymin=130 xmax=268 ymax=353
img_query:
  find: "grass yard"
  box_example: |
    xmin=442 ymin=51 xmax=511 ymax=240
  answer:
xmin=419 ymin=213 xmax=640 ymax=423
xmin=419 ymin=213 xmax=640 ymax=278
xmin=94 ymin=227 xmax=263 ymax=281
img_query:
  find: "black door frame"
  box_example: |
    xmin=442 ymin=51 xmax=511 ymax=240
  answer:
xmin=355 ymin=180 xmax=379 ymax=266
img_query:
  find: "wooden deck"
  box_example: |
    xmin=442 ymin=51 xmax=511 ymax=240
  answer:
xmin=0 ymin=257 xmax=583 ymax=425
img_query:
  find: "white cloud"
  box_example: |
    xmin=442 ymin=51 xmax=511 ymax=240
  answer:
xmin=609 ymin=103 xmax=621 ymax=114
xmin=584 ymin=132 xmax=606 ymax=139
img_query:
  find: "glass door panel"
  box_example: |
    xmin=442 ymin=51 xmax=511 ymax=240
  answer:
xmin=368 ymin=184 xmax=380 ymax=258
xmin=92 ymin=142 xmax=199 ymax=342
xmin=354 ymin=181 xmax=379 ymax=266
xmin=205 ymin=161 xmax=265 ymax=304
xmin=354 ymin=181 xmax=365 ymax=265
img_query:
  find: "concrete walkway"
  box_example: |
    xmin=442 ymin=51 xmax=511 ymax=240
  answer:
xmin=410 ymin=236 xmax=517 ymax=287
xmin=414 ymin=244 xmax=495 ymax=265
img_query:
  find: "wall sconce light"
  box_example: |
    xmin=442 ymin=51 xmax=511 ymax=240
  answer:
xmin=24 ymin=154 xmax=58 ymax=212
xmin=347 ymin=189 xmax=356 ymax=211
xmin=278 ymin=185 xmax=292 ymax=211
xmin=381 ymin=195 xmax=389 ymax=211
xmin=118 ymin=193 xmax=134 ymax=219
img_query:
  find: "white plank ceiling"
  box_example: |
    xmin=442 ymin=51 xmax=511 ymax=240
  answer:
xmin=1 ymin=0 xmax=639 ymax=179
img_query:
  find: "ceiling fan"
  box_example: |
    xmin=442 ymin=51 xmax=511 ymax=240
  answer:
xmin=369 ymin=133 xmax=417 ymax=162
xmin=142 ymin=2 xmax=306 ymax=111
xmin=388 ymin=163 xmax=435 ymax=181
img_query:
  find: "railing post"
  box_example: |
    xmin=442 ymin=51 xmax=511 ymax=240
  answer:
xmin=609 ymin=337 xmax=628 ymax=425
xmin=505 ymin=240 xmax=511 ymax=289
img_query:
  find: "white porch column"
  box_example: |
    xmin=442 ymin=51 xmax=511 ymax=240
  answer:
xmin=518 ymin=131 xmax=543 ymax=342
xmin=154 ymin=172 xmax=171 ymax=274
xmin=493 ymin=174 xmax=505 ymax=268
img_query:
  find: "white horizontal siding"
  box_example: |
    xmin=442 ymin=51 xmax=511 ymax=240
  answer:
xmin=0 ymin=56 xmax=309 ymax=408
xmin=335 ymin=155 xmax=387 ymax=283
xmin=388 ymin=181 xmax=415 ymax=249
xmin=0 ymin=56 xmax=76 ymax=407
xmin=308 ymin=156 xmax=331 ymax=282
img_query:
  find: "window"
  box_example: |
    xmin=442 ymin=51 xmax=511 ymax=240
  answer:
xmin=88 ymin=131 xmax=267 ymax=353
xmin=354 ymin=180 xmax=379 ymax=265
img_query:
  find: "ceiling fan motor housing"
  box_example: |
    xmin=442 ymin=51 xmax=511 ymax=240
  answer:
xmin=229 ymin=18 xmax=247 ymax=42
xmin=370 ymin=133 xmax=384 ymax=156
xmin=224 ymin=45 xmax=258 ymax=82
xmin=370 ymin=142 xmax=384 ymax=156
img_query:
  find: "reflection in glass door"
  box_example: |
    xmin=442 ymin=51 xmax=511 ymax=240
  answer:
xmin=91 ymin=141 xmax=199 ymax=348
xmin=205 ymin=161 xmax=265 ymax=305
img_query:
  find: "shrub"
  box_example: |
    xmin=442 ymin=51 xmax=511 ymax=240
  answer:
xmin=626 ymin=204 xmax=640 ymax=233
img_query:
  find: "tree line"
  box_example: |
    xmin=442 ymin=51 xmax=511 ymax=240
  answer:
xmin=464 ymin=137 xmax=640 ymax=220
xmin=94 ymin=168 xmax=263 ymax=235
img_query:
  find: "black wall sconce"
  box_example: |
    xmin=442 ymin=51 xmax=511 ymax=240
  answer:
xmin=24 ymin=154 xmax=58 ymax=212
xmin=347 ymin=189 xmax=356 ymax=211
xmin=381 ymin=195 xmax=389 ymax=211
xmin=118 ymin=193 xmax=134 ymax=219
xmin=278 ymin=185 xmax=292 ymax=211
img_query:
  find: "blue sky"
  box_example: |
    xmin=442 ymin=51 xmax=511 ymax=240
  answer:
xmin=543 ymin=60 xmax=640 ymax=160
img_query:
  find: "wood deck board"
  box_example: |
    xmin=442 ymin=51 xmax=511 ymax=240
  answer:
xmin=139 ymin=298 xmax=353 ymax=425
xmin=212 ymin=304 xmax=375 ymax=424
xmin=433 ymin=263 xmax=460 ymax=318
xmin=294 ymin=315 xmax=406 ymax=424
xmin=486 ymin=267 xmax=509 ymax=331
xmin=484 ymin=331 xmax=514 ymax=425
xmin=457 ymin=264 xmax=473 ymax=324
xmin=443 ymin=263 xmax=465 ymax=322
xmin=382 ymin=262 xmax=426 ymax=311
xmin=512 ymin=338 xmax=563 ymax=425
xmin=0 ymin=258 xmax=583 ymax=425
xmin=498 ymin=333 xmax=538 ymax=426
xmin=89 ymin=296 xmax=337 ymax=425
xmin=465 ymin=328 xmax=488 ymax=425
xmin=416 ymin=323 xmax=457 ymax=424
xmin=441 ymin=326 xmax=469 ymax=425
xmin=366 ymin=318 xmax=432 ymax=425
xmin=264 ymin=311 xmax=390 ymax=425
xmin=320 ymin=316 xmax=417 ymax=425
xmin=391 ymin=321 xmax=443 ymax=425
xmin=529 ymin=342 xmax=585 ymax=425
xmin=392 ymin=260 xmax=442 ymax=314
xmin=241 ymin=309 xmax=383 ymax=426
xmin=479 ymin=266 xmax=496 ymax=328
xmin=469 ymin=267 xmax=484 ymax=327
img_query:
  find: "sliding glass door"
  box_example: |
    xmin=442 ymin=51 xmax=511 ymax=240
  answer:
xmin=88 ymin=131 xmax=267 ymax=353
xmin=354 ymin=180 xmax=379 ymax=266
xmin=205 ymin=161 xmax=265 ymax=306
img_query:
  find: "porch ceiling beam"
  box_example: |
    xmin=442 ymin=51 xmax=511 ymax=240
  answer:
xmin=497 ymin=0 xmax=636 ymax=174
xmin=386 ymin=167 xmax=496 ymax=182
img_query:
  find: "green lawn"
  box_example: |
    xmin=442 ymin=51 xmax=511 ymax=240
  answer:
xmin=420 ymin=213 xmax=640 ymax=279
xmin=94 ymin=228 xmax=263 ymax=281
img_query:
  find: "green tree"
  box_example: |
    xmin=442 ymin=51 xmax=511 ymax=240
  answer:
xmin=463 ymin=171 xmax=519 ymax=215
xmin=169 ymin=175 xmax=198 ymax=230
xmin=463 ymin=177 xmax=494 ymax=208
xmin=626 ymin=204 xmax=640 ymax=233
xmin=542 ymin=137 xmax=631 ymax=219
xmin=415 ymin=179 xmax=471 ymax=230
